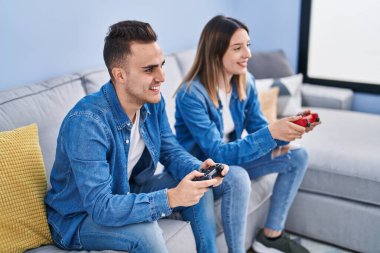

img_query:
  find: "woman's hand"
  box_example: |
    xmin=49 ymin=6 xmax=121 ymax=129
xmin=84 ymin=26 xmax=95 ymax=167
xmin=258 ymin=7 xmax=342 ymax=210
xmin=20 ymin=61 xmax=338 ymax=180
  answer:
xmin=297 ymin=109 xmax=322 ymax=133
xmin=268 ymin=116 xmax=306 ymax=141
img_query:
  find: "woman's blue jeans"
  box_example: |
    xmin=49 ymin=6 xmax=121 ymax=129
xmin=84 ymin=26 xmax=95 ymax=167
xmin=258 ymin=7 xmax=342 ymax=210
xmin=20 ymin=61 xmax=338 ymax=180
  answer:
xmin=241 ymin=146 xmax=309 ymax=231
xmin=210 ymin=165 xmax=251 ymax=253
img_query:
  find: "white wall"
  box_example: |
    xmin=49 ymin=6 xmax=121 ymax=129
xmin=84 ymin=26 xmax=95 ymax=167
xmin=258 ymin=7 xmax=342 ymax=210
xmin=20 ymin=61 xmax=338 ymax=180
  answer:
xmin=0 ymin=0 xmax=234 ymax=89
xmin=2 ymin=0 xmax=379 ymax=115
xmin=236 ymin=0 xmax=302 ymax=72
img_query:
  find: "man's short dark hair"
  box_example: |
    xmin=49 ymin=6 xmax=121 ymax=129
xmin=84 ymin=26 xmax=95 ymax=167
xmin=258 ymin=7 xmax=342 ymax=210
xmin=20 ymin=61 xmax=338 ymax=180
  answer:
xmin=103 ymin=20 xmax=157 ymax=78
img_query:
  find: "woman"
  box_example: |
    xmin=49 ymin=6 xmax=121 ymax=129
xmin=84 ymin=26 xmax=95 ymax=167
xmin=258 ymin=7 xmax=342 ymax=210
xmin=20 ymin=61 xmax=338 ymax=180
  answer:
xmin=175 ymin=15 xmax=319 ymax=253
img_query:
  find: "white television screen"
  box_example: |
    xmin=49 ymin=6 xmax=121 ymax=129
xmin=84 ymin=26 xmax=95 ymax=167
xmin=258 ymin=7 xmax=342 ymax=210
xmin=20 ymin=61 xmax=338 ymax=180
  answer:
xmin=299 ymin=0 xmax=380 ymax=93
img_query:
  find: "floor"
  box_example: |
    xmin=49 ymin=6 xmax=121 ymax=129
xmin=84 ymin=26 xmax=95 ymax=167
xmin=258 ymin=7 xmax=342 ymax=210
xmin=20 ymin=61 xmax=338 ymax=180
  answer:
xmin=247 ymin=233 xmax=355 ymax=253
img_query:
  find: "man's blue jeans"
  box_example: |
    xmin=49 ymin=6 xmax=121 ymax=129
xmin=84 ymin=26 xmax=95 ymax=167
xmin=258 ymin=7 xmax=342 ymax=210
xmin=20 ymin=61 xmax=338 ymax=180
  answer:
xmin=76 ymin=167 xmax=251 ymax=253
xmin=241 ymin=146 xmax=308 ymax=231
xmin=75 ymin=172 xmax=210 ymax=253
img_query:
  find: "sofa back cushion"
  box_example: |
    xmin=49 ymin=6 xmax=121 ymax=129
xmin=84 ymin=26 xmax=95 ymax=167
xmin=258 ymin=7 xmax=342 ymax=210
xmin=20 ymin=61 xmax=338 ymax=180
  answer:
xmin=174 ymin=49 xmax=294 ymax=80
xmin=248 ymin=50 xmax=294 ymax=79
xmin=257 ymin=87 xmax=280 ymax=123
xmin=161 ymin=54 xmax=184 ymax=131
xmin=174 ymin=49 xmax=196 ymax=77
xmin=0 ymin=75 xmax=86 ymax=188
xmin=255 ymin=74 xmax=303 ymax=117
xmin=248 ymin=50 xmax=302 ymax=117
xmin=79 ymin=68 xmax=110 ymax=95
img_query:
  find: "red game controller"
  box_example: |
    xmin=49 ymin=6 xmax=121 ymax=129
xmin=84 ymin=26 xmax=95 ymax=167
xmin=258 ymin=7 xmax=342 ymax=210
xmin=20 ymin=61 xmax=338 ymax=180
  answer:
xmin=292 ymin=113 xmax=320 ymax=127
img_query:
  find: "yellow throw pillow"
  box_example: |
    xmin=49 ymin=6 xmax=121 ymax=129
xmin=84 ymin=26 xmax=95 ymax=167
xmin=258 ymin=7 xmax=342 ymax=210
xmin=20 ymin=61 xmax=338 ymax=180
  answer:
xmin=258 ymin=87 xmax=280 ymax=123
xmin=0 ymin=124 xmax=52 ymax=252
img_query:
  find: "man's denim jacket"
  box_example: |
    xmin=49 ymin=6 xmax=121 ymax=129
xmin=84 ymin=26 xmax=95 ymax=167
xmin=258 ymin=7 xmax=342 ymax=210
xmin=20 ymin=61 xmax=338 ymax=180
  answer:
xmin=175 ymin=72 xmax=288 ymax=165
xmin=45 ymin=81 xmax=201 ymax=248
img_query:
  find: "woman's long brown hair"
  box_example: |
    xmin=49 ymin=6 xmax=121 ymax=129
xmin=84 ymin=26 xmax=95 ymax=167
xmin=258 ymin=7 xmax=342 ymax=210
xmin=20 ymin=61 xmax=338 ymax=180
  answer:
xmin=175 ymin=15 xmax=249 ymax=107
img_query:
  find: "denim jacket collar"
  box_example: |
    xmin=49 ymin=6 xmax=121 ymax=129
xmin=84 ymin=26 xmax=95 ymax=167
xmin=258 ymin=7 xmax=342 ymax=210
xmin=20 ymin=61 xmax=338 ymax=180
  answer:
xmin=190 ymin=77 xmax=239 ymax=106
xmin=230 ymin=79 xmax=238 ymax=99
xmin=103 ymin=81 xmax=150 ymax=131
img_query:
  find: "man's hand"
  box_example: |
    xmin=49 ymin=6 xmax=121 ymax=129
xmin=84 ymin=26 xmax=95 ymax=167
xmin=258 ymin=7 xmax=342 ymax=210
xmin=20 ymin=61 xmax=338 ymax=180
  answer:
xmin=167 ymin=170 xmax=216 ymax=208
xmin=167 ymin=159 xmax=229 ymax=208
xmin=199 ymin=158 xmax=229 ymax=188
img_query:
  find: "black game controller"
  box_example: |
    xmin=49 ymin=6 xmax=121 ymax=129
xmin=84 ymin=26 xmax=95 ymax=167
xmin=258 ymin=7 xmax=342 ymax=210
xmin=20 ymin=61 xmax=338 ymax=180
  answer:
xmin=192 ymin=163 xmax=224 ymax=181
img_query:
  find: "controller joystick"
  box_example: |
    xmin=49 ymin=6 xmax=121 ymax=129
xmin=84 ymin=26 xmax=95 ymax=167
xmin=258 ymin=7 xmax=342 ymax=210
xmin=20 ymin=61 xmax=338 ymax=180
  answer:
xmin=292 ymin=112 xmax=320 ymax=127
xmin=192 ymin=163 xmax=224 ymax=181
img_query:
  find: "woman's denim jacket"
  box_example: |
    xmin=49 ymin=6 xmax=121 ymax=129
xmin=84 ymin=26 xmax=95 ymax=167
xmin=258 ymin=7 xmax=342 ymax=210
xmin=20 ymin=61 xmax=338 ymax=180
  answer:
xmin=175 ymin=72 xmax=287 ymax=165
xmin=45 ymin=81 xmax=201 ymax=248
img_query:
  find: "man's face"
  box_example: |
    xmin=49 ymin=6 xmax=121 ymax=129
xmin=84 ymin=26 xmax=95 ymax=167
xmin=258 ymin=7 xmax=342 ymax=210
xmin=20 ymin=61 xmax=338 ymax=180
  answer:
xmin=222 ymin=28 xmax=251 ymax=77
xmin=118 ymin=42 xmax=165 ymax=106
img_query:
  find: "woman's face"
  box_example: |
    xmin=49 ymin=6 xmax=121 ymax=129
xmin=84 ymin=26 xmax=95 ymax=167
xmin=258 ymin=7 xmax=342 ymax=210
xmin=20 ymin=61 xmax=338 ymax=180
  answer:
xmin=222 ymin=28 xmax=251 ymax=77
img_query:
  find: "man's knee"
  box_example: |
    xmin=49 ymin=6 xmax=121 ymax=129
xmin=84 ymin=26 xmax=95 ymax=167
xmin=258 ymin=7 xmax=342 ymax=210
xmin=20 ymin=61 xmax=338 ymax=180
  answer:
xmin=133 ymin=221 xmax=167 ymax=249
xmin=80 ymin=220 xmax=167 ymax=252
xmin=113 ymin=221 xmax=167 ymax=252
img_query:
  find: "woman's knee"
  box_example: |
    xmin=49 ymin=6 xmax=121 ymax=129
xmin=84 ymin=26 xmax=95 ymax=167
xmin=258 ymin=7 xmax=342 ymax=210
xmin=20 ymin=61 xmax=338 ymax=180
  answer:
xmin=290 ymin=147 xmax=309 ymax=172
xmin=224 ymin=165 xmax=251 ymax=192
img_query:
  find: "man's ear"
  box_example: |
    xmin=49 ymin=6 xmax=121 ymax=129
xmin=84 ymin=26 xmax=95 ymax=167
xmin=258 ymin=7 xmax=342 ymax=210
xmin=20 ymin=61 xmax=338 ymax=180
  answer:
xmin=111 ymin=67 xmax=125 ymax=83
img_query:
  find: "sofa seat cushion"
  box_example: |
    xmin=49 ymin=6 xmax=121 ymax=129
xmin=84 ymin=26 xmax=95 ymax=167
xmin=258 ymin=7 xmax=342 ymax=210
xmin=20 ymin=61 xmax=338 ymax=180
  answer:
xmin=298 ymin=108 xmax=380 ymax=206
xmin=25 ymin=219 xmax=195 ymax=253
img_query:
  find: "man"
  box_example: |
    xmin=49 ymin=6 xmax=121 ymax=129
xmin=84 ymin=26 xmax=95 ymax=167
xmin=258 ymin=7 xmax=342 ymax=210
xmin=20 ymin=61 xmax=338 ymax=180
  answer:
xmin=45 ymin=20 xmax=231 ymax=253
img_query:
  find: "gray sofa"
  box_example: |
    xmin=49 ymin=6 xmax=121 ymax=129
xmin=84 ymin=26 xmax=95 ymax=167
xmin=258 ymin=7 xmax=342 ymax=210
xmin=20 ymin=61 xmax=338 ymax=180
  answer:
xmin=1 ymin=49 xmax=379 ymax=253
xmin=248 ymin=50 xmax=380 ymax=253
xmin=0 ymin=50 xmax=274 ymax=253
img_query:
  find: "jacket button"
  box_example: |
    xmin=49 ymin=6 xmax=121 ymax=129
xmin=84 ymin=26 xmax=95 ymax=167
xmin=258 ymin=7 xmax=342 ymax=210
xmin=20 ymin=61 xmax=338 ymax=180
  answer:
xmin=126 ymin=139 xmax=130 ymax=144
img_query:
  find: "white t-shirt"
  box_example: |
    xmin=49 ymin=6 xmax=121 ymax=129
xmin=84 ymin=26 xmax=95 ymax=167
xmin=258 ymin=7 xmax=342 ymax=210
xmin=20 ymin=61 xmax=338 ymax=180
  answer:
xmin=218 ymin=89 xmax=235 ymax=142
xmin=127 ymin=110 xmax=146 ymax=180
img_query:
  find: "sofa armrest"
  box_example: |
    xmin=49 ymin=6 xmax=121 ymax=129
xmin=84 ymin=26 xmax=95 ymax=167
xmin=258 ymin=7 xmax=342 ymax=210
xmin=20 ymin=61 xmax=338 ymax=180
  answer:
xmin=301 ymin=84 xmax=353 ymax=110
